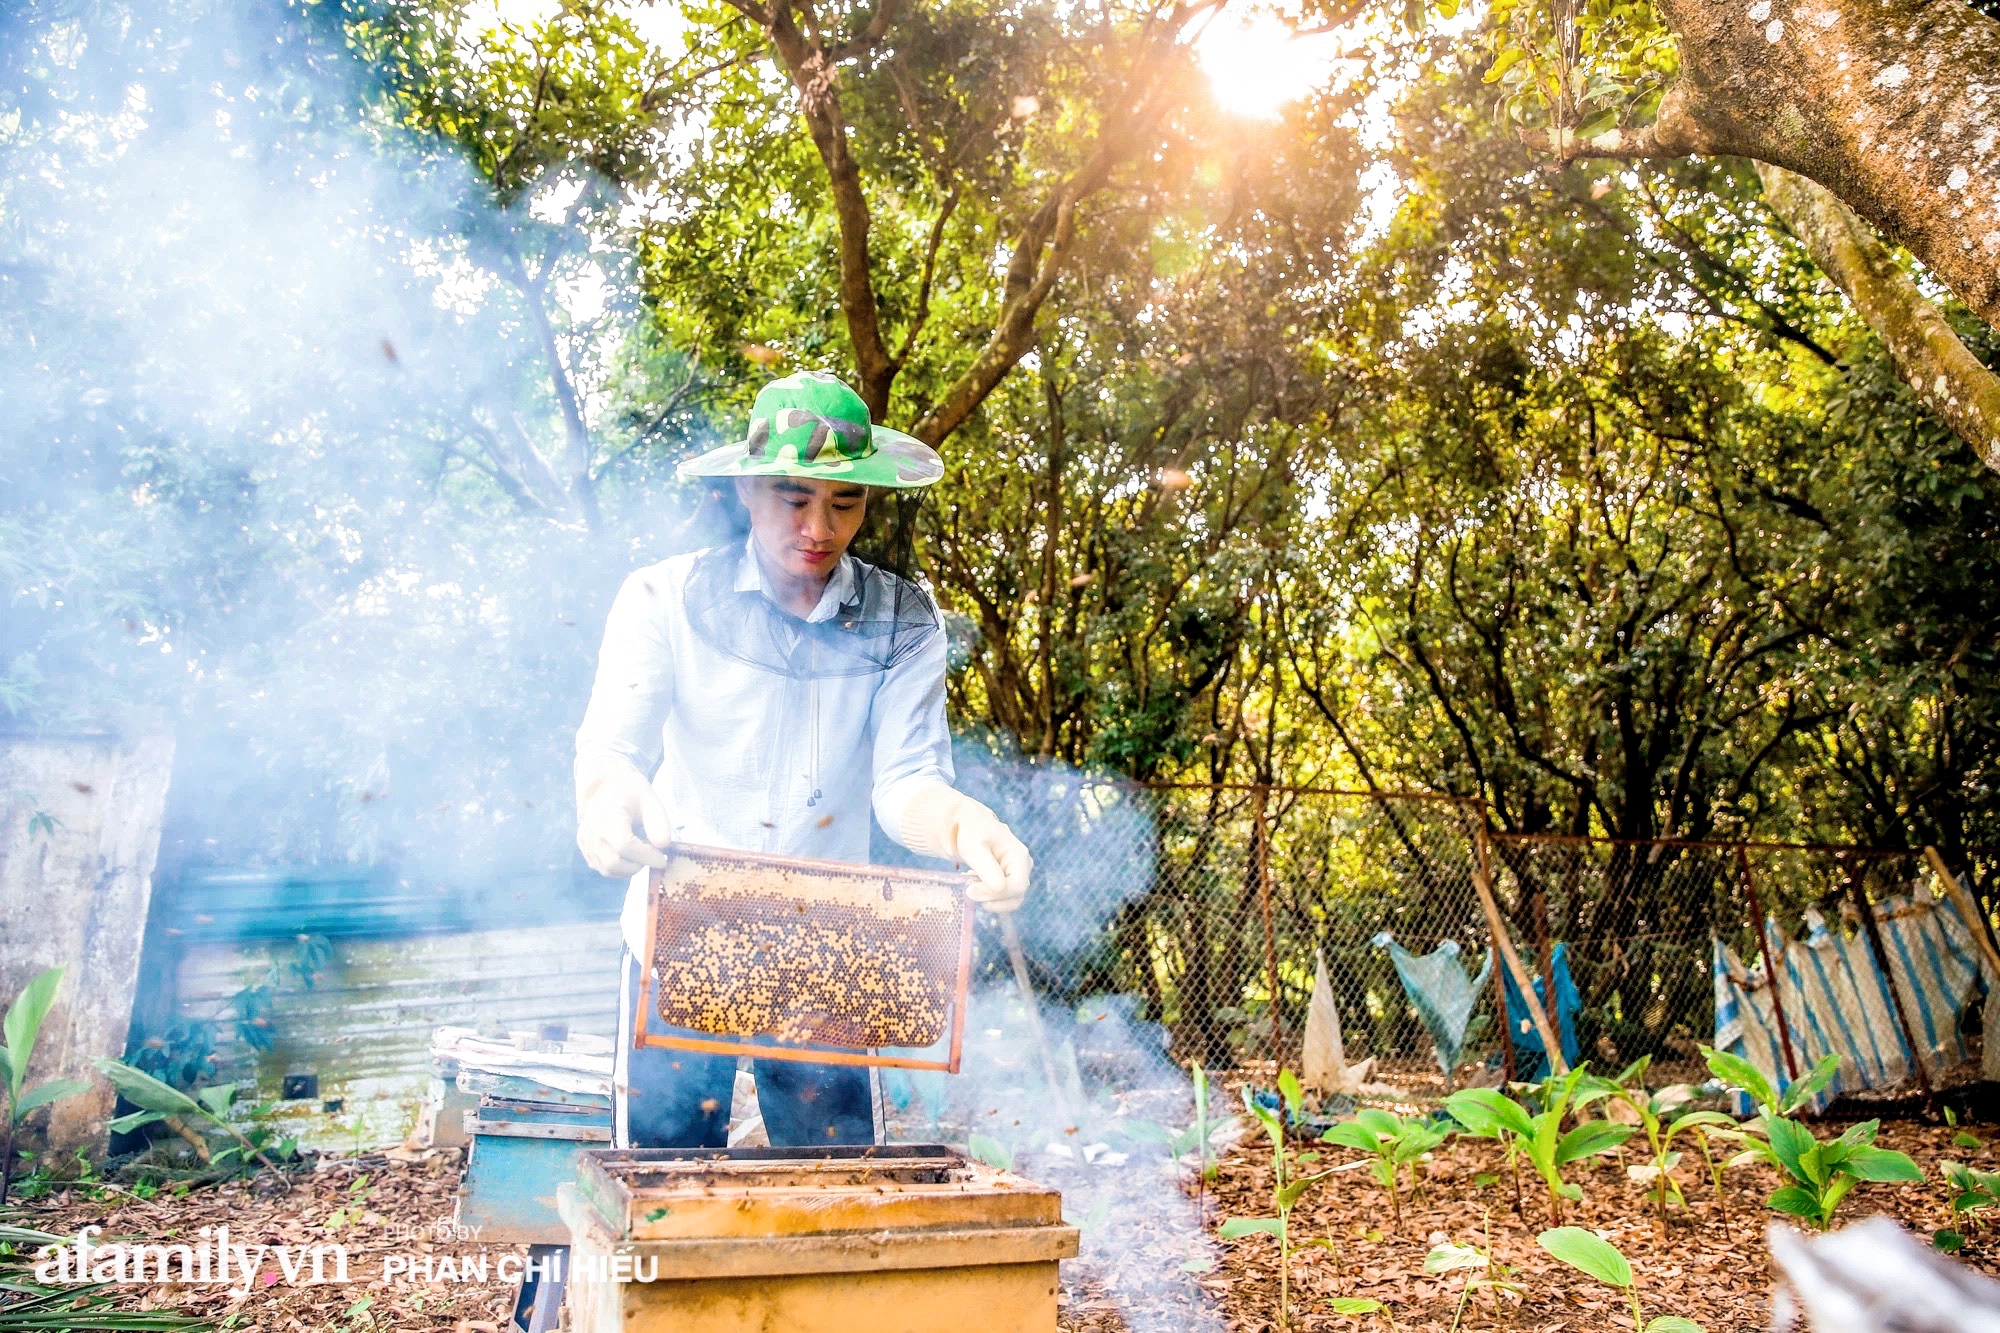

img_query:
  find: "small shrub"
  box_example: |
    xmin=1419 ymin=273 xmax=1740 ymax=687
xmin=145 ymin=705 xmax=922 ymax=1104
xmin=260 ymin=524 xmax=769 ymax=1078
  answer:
xmin=1537 ymin=1226 xmax=1708 ymax=1333
xmin=1320 ymin=1107 xmax=1450 ymax=1226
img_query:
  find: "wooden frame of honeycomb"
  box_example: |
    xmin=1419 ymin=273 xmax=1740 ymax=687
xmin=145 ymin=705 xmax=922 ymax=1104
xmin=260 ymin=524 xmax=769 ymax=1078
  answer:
xmin=632 ymin=844 xmax=974 ymax=1072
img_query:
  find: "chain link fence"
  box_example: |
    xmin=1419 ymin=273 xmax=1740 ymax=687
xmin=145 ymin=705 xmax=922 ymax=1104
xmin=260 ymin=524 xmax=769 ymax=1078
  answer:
xmin=979 ymin=776 xmax=2000 ymax=1105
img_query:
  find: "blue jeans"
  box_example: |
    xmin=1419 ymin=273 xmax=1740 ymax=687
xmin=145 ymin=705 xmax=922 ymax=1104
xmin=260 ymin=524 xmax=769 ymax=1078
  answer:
xmin=615 ymin=951 xmax=875 ymax=1148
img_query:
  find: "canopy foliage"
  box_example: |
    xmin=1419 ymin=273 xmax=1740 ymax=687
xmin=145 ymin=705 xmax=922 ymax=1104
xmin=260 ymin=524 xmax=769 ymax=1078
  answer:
xmin=1 ymin=0 xmax=1995 ymax=897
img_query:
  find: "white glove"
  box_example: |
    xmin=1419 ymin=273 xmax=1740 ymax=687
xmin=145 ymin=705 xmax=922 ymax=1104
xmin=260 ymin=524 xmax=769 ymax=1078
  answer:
xmin=575 ymin=755 xmax=674 ymax=878
xmin=897 ymin=784 xmax=1033 ymax=913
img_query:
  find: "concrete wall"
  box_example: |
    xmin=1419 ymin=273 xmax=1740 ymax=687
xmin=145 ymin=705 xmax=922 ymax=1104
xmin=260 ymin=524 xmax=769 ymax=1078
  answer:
xmin=0 ymin=730 xmax=175 ymax=1154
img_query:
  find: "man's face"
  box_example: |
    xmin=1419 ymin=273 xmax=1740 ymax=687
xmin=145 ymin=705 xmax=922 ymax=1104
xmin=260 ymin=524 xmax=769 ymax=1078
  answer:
xmin=735 ymin=475 xmax=869 ymax=583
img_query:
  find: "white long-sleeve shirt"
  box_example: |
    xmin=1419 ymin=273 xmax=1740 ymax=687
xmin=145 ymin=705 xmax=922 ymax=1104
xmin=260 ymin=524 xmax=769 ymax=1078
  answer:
xmin=574 ymin=539 xmax=954 ymax=956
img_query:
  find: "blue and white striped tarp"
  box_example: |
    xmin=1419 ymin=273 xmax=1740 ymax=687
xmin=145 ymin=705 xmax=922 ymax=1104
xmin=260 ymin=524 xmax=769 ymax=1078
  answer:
xmin=1713 ymin=893 xmax=1983 ymax=1113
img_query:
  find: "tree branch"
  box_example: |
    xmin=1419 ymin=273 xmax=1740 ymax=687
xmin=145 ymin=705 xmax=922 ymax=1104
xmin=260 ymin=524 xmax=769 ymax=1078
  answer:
xmin=1756 ymin=161 xmax=2000 ymax=471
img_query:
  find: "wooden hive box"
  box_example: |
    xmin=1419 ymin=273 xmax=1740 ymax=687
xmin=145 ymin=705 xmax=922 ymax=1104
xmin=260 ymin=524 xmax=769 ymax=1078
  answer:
xmin=557 ymin=1146 xmax=1079 ymax=1333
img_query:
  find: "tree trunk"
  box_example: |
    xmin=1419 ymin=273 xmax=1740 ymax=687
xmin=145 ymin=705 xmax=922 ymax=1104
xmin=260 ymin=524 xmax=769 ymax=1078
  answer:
xmin=1543 ymin=0 xmax=2000 ymax=335
xmin=1756 ymin=162 xmax=2000 ymax=470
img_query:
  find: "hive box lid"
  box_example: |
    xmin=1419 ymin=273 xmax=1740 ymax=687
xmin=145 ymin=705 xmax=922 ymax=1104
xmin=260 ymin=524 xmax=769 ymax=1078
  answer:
xmin=573 ymin=1145 xmax=1067 ymax=1243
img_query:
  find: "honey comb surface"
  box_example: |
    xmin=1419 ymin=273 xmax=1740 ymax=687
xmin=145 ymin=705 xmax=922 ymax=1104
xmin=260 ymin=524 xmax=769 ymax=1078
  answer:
xmin=649 ymin=860 xmax=965 ymax=1050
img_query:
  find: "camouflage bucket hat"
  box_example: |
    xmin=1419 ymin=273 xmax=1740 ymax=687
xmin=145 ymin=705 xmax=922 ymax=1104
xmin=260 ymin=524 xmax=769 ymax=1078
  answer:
xmin=677 ymin=370 xmax=944 ymax=490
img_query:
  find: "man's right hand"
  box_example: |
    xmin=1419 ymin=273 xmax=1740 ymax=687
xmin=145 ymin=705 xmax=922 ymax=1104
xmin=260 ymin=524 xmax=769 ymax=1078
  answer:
xmin=575 ymin=756 xmax=675 ymax=877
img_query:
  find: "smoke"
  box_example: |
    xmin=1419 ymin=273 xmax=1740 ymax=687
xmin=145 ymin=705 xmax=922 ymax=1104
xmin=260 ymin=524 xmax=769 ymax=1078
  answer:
xmin=919 ymin=985 xmax=1231 ymax=1331
xmin=879 ymin=753 xmax=1232 ymax=1330
xmin=0 ymin=1 xmax=690 ymax=883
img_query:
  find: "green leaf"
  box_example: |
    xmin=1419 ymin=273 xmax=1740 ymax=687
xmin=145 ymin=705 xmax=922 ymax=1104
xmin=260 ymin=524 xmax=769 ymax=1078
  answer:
xmin=1354 ymin=1107 xmax=1403 ymax=1139
xmin=197 ymin=1084 xmax=238 ymax=1118
xmin=1573 ymin=108 xmax=1620 ymax=140
xmin=1954 ymin=1132 xmax=1983 ymax=1149
xmin=967 ymin=1133 xmax=1013 ymax=1171
xmin=1555 ymin=1119 xmax=1635 ymax=1165
xmin=1766 ymin=1185 xmax=1823 ymax=1222
xmin=1821 ymin=1172 xmax=1859 ymax=1218
xmin=1393 ymin=1124 xmax=1449 ymax=1163
xmin=1841 ymin=1145 xmax=1924 ymax=1183
xmin=1484 ymin=47 xmax=1525 ymax=83
xmin=1219 ymin=1216 xmax=1285 ymax=1239
xmin=1277 ymin=1177 xmax=1318 ymax=1210
xmin=1779 ymin=1053 xmax=1843 ymax=1114
xmin=1121 ymin=1118 xmax=1172 ymax=1145
xmin=1701 ymin=1046 xmax=1776 ymax=1111
xmin=1278 ymin=1068 xmax=1304 ymax=1119
xmin=3 ymin=966 xmax=64 ymax=1105
xmin=1323 ymin=1122 xmax=1386 ymax=1154
xmin=1935 ymin=1228 xmax=1967 ymax=1252
xmin=1664 ymin=1110 xmax=1737 ymax=1140
xmin=1445 ymin=1088 xmax=1535 ymax=1139
xmin=1763 ymin=1115 xmax=1816 ymax=1185
xmin=1424 ymin=1242 xmax=1487 ymax=1273
xmin=1644 ymin=1319 xmax=1708 ymax=1333
xmin=1536 ymin=1227 xmax=1632 ymax=1289
xmin=15 ymin=1077 xmax=88 ymax=1116
xmin=94 ymin=1059 xmax=203 ymax=1117
xmin=109 ymin=1108 xmax=169 ymax=1134
xmin=1329 ymin=1297 xmax=1385 ymax=1315
xmin=1613 ymin=1055 xmax=1653 ymax=1087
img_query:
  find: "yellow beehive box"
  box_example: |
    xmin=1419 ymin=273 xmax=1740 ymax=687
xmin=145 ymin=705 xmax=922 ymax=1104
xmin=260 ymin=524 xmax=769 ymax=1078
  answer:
xmin=558 ymin=1146 xmax=1079 ymax=1333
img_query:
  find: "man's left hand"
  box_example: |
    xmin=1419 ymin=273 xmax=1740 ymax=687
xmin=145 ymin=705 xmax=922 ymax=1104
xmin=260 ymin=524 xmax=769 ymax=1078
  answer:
xmin=958 ymin=811 xmax=1033 ymax=914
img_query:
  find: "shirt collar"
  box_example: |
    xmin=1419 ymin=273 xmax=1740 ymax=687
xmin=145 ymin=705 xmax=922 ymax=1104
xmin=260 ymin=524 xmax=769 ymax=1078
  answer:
xmin=733 ymin=536 xmax=858 ymax=624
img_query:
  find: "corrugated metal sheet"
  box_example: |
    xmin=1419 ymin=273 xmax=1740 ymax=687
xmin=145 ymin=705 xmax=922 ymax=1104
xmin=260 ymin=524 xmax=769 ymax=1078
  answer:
xmin=171 ymin=922 xmax=622 ymax=1151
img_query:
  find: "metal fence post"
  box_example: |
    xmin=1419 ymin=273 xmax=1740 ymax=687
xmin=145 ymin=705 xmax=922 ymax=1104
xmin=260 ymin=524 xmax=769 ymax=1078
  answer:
xmin=1251 ymin=782 xmax=1284 ymax=1069
xmin=1737 ymin=846 xmax=1801 ymax=1082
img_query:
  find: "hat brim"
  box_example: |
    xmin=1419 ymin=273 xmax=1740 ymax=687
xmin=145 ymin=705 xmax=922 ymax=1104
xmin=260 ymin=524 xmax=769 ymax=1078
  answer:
xmin=677 ymin=426 xmax=943 ymax=489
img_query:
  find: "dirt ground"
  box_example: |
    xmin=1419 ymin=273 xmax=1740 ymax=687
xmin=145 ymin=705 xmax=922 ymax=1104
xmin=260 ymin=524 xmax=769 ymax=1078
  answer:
xmin=10 ymin=1114 xmax=1999 ymax=1331
xmin=1200 ymin=1116 xmax=2000 ymax=1332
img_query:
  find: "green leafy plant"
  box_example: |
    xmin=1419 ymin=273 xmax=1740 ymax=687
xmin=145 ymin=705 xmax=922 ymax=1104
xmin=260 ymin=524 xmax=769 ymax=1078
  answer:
xmin=1700 ymin=1046 xmax=1841 ymax=1120
xmin=0 ymin=1217 xmax=208 ymax=1330
xmin=1220 ymin=1071 xmax=1338 ymax=1329
xmin=1 ymin=967 xmax=89 ymax=1205
xmin=1935 ymin=1160 xmax=2000 ymax=1252
xmin=1757 ymin=1116 xmax=1923 ymax=1231
xmin=1328 ymin=1294 xmax=1398 ymax=1327
xmin=1700 ymin=1046 xmax=1918 ymax=1230
xmin=1321 ymin=1107 xmax=1450 ymax=1227
xmin=94 ymin=1060 xmax=294 ymax=1178
xmin=1119 ymin=1062 xmax=1236 ymax=1191
xmin=1446 ymin=1067 xmax=1632 ymax=1223
xmin=1945 ymin=1106 xmax=1983 ymax=1151
xmin=1594 ymin=1057 xmax=1738 ymax=1232
xmin=1424 ymin=1213 xmax=1521 ymax=1331
xmin=1444 ymin=1086 xmax=1527 ymax=1210
xmin=1536 ymin=1226 xmax=1708 ymax=1333
xmin=967 ymin=1132 xmax=1013 ymax=1171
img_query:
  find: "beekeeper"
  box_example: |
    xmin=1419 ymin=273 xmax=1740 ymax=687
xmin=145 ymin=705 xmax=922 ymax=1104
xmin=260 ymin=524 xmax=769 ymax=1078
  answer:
xmin=574 ymin=370 xmax=1032 ymax=1150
